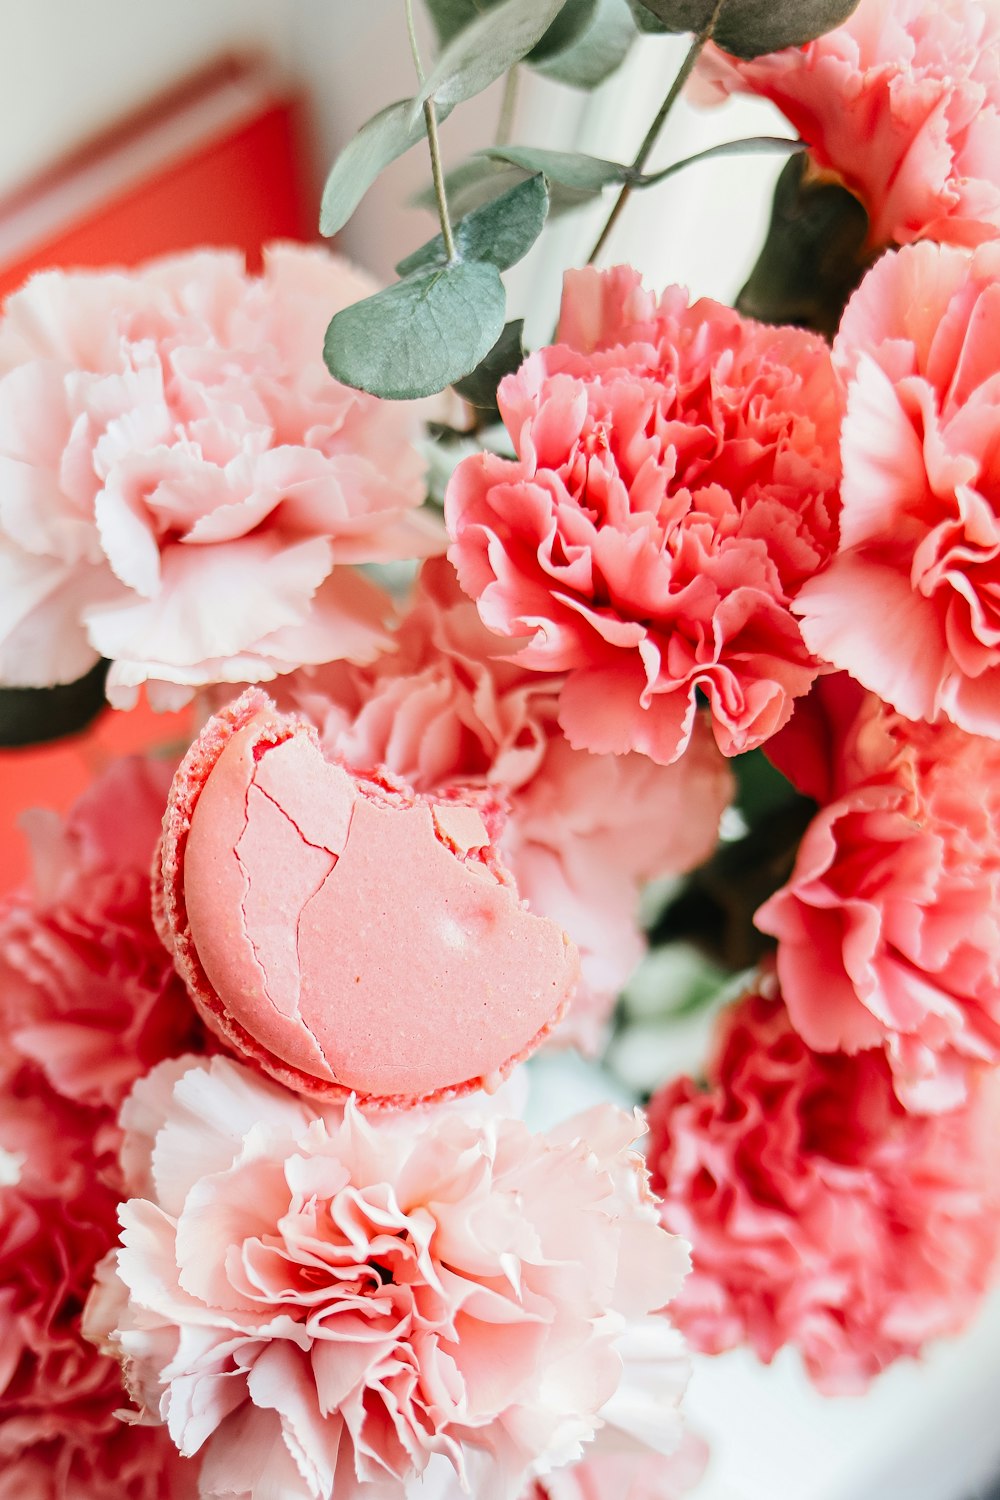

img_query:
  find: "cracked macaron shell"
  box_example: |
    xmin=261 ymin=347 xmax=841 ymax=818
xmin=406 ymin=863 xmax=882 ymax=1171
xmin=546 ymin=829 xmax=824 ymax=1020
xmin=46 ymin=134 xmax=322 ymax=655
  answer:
xmin=154 ymin=689 xmax=580 ymax=1107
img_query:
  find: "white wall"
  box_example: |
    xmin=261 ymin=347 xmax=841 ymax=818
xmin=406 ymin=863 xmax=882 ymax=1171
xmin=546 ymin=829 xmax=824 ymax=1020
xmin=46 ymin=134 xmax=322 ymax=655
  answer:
xmin=0 ymin=0 xmax=293 ymax=194
xmin=0 ymin=2 xmax=786 ymax=324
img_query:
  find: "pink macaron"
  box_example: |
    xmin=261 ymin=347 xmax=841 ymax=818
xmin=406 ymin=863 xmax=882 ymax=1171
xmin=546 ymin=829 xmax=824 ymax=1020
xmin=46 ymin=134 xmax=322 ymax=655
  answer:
xmin=154 ymin=689 xmax=579 ymax=1108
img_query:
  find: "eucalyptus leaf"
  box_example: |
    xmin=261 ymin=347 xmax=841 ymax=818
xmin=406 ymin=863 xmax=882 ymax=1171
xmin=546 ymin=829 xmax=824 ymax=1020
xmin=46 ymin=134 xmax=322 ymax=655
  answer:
xmin=320 ymin=97 xmax=451 ymax=238
xmin=625 ymin=0 xmax=671 ymax=30
xmin=736 ymin=151 xmax=870 ymax=336
xmin=412 ymin=157 xmax=532 ymax=218
xmin=533 ymin=0 xmax=637 ymax=88
xmin=396 ymin=174 xmax=549 ymax=276
xmin=423 ymin=0 xmax=599 ymax=65
xmin=637 ymin=134 xmax=803 ymax=187
xmin=324 ymin=261 xmax=506 ymax=400
xmin=452 ymin=318 xmax=525 ymax=414
xmin=412 ymin=0 xmax=570 ymax=119
xmin=528 ymin=0 xmax=600 ymax=61
xmin=483 ymin=145 xmax=629 ymax=194
xmin=424 ymin=0 xmax=489 ymax=46
xmin=635 ymin=0 xmax=862 ymax=57
xmin=0 ymin=660 xmax=108 ymax=748
xmin=416 ymin=155 xmax=596 ymax=217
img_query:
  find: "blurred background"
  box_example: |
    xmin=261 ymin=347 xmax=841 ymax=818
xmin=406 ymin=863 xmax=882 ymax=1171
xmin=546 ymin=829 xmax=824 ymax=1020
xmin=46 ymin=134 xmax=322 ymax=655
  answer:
xmin=1 ymin=5 xmax=999 ymax=1499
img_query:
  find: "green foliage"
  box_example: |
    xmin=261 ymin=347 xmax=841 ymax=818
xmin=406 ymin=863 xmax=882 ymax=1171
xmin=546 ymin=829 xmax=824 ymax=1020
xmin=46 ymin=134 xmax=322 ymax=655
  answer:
xmin=627 ymin=0 xmax=862 ymax=56
xmin=413 ymin=157 xmax=531 ymax=218
xmin=734 ymin=747 xmax=800 ymax=828
xmin=452 ymin=318 xmax=526 ymax=415
xmin=737 ymin=151 xmax=870 ymax=336
xmin=424 ymin=0 xmax=636 ymax=89
xmin=528 ymin=0 xmax=600 ymax=61
xmin=532 ymin=0 xmax=638 ymax=88
xmin=423 ymin=0 xmax=486 ymax=45
xmin=411 ymin=0 xmax=571 ymax=119
xmin=324 ymin=262 xmax=506 ymax=400
xmin=640 ymin=134 xmax=804 ymax=185
xmin=625 ymin=0 xmax=672 ymax=29
xmin=319 ymin=98 xmax=446 ymax=239
xmin=396 ymin=175 xmax=549 ymax=276
xmin=483 ymin=145 xmax=629 ymax=195
xmin=0 ymin=660 xmax=108 ymax=748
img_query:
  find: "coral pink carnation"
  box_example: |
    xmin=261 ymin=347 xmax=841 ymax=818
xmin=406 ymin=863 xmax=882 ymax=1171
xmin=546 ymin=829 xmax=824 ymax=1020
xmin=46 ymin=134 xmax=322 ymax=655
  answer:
xmin=647 ymin=981 xmax=1000 ymax=1394
xmin=758 ymin=673 xmax=1000 ymax=1111
xmin=795 ymin=241 xmax=1000 ymax=738
xmin=0 ymin=244 xmax=441 ymax=708
xmin=696 ymin=0 xmax=1000 ymax=250
xmin=86 ymin=1056 xmax=691 ymax=1500
xmin=0 ymin=755 xmax=206 ymax=1126
xmin=0 ymin=1075 xmax=193 ymax=1498
xmin=282 ymin=560 xmax=733 ymax=1050
xmin=445 ymin=266 xmax=842 ymax=766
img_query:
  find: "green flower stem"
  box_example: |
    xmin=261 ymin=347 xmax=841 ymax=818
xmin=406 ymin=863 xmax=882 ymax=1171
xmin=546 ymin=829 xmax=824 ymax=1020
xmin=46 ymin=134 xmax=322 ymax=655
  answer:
xmin=586 ymin=0 xmax=727 ymax=266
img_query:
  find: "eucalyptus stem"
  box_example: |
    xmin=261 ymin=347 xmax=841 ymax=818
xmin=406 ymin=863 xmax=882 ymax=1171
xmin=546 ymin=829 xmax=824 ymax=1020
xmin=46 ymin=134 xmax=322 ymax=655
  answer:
xmin=404 ymin=0 xmax=457 ymax=263
xmin=496 ymin=66 xmax=520 ymax=147
xmin=404 ymin=0 xmax=424 ymax=83
xmin=424 ymin=100 xmax=458 ymax=261
xmin=586 ymin=0 xmax=726 ymax=266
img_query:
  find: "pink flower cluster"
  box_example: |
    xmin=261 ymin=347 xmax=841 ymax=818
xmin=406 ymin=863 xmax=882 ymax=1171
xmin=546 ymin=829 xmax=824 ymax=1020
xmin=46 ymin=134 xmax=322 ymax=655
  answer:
xmin=0 ymin=756 xmax=205 ymax=1125
xmin=87 ymin=1057 xmax=692 ymax=1500
xmin=757 ymin=675 xmax=1000 ymax=1111
xmin=697 ymin=0 xmax=1000 ymax=250
xmin=446 ymin=265 xmax=842 ymax=766
xmin=647 ymin=980 xmax=1000 ymax=1393
xmin=0 ymin=1083 xmax=191 ymax=1500
xmin=282 ymin=560 xmax=733 ymax=1049
xmin=0 ymin=245 xmax=441 ymax=709
xmin=797 ymin=240 xmax=1000 ymax=739
xmin=0 ymin=761 xmax=207 ymax=1492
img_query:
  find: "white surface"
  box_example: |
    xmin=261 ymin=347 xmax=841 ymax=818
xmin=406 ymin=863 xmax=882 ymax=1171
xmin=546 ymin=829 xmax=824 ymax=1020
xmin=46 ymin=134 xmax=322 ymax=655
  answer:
xmin=686 ymin=1288 xmax=1000 ymax=1500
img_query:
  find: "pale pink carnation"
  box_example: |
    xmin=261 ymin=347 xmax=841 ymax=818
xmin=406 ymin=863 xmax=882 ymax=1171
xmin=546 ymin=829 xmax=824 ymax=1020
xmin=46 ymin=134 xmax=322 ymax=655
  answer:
xmin=282 ymin=560 xmax=733 ymax=1050
xmin=696 ymin=0 xmax=1000 ymax=251
xmin=0 ymin=244 xmax=441 ymax=708
xmin=795 ymin=241 xmax=1000 ymax=738
xmin=86 ymin=1056 xmax=691 ymax=1500
xmin=445 ymin=266 xmax=842 ymax=766
xmin=647 ymin=981 xmax=1000 ymax=1394
xmin=0 ymin=1075 xmax=194 ymax=1498
xmin=757 ymin=672 xmax=1000 ymax=1112
xmin=0 ymin=755 xmax=206 ymax=1124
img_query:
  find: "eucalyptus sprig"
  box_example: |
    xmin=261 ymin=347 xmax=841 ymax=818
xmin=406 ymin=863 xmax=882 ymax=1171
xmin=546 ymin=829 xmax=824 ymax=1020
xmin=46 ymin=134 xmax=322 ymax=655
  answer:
xmin=318 ymin=0 xmax=862 ymax=406
xmin=323 ymin=0 xmax=569 ymax=400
